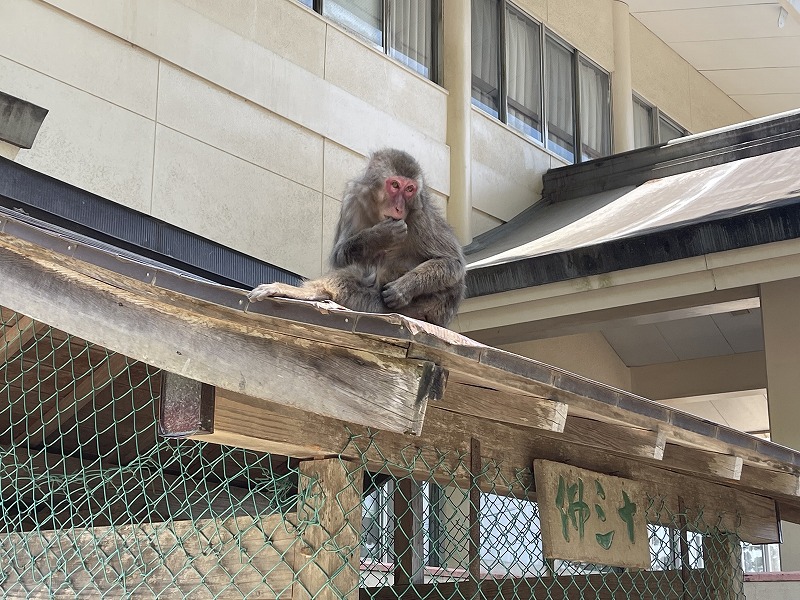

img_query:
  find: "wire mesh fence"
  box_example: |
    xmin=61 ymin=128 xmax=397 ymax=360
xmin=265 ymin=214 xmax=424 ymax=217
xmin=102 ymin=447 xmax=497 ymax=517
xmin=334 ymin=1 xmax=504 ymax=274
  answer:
xmin=0 ymin=309 xmax=745 ymax=598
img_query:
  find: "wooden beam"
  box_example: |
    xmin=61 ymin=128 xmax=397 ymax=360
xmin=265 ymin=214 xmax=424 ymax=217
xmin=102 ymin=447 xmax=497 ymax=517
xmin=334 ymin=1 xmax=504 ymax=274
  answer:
xmin=0 ymin=234 xmax=442 ymax=435
xmin=703 ymin=532 xmax=744 ymax=600
xmin=158 ymin=371 xmax=215 ymax=437
xmin=0 ymin=314 xmax=37 ymax=363
xmin=562 ymin=417 xmax=666 ymax=460
xmin=294 ymin=459 xmax=363 ymax=600
xmin=14 ymin=353 xmax=130 ymax=446
xmin=740 ymin=464 xmax=800 ymax=497
xmin=362 ymin=570 xmax=712 ymax=600
xmin=438 ymin=382 xmax=567 ymax=432
xmin=202 ymin=390 xmax=781 ymax=543
xmin=662 ymin=444 xmax=743 ymax=481
xmin=0 ymin=514 xmax=296 ymax=598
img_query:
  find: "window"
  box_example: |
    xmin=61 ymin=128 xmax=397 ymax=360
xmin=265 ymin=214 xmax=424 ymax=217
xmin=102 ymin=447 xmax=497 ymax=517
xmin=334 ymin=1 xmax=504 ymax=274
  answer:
xmin=633 ymin=94 xmax=689 ymax=148
xmin=471 ymin=1 xmax=611 ymax=164
xmin=301 ymin=0 xmax=441 ymax=82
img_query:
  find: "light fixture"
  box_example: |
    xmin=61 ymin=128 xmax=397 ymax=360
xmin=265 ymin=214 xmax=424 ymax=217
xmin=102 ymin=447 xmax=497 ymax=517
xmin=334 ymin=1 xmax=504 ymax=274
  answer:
xmin=778 ymin=6 xmax=788 ymax=28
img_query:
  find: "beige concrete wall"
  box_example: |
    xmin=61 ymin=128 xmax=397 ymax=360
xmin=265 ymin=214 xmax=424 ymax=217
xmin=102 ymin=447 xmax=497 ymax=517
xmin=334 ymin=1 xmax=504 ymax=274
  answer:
xmin=630 ymin=17 xmax=752 ymax=132
xmin=0 ymin=0 xmax=756 ymax=270
xmin=502 ymin=332 xmax=631 ymax=391
xmin=0 ymin=0 xmax=449 ymax=278
xmin=745 ymin=581 xmax=800 ymax=599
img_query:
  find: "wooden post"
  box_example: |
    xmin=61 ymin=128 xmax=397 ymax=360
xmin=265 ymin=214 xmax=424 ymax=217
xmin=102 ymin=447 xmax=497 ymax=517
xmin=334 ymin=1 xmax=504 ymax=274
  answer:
xmin=469 ymin=437 xmax=481 ymax=581
xmin=393 ymin=478 xmax=425 ymax=586
xmin=703 ymin=531 xmax=744 ymax=600
xmin=293 ymin=459 xmax=363 ymax=600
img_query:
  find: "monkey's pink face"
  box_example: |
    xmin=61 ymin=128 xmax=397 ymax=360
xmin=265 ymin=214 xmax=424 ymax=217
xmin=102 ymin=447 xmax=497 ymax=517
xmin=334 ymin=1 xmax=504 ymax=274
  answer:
xmin=383 ymin=177 xmax=418 ymax=220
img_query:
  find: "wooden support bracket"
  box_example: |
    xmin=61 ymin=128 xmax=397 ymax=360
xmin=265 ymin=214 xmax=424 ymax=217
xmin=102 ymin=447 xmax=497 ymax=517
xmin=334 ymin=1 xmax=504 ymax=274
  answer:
xmin=158 ymin=371 xmax=215 ymax=437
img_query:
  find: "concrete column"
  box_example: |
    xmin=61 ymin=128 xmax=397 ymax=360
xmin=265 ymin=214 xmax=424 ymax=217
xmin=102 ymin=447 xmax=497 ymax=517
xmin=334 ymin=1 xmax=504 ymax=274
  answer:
xmin=611 ymin=1 xmax=634 ymax=153
xmin=761 ymin=278 xmax=800 ymax=570
xmin=442 ymin=0 xmax=472 ymax=245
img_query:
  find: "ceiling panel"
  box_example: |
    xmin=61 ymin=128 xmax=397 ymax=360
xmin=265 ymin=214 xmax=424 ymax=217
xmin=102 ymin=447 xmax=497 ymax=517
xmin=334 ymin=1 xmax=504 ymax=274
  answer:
xmin=703 ymin=66 xmax=800 ymax=94
xmin=655 ymin=315 xmax=734 ymax=360
xmin=601 ymin=324 xmax=678 ymax=366
xmin=628 ymin=0 xmax=776 ymax=12
xmin=633 ymin=5 xmax=800 ymax=43
xmin=671 ymin=38 xmax=800 ymax=70
xmin=730 ymin=92 xmax=800 ymax=115
xmin=711 ymin=309 xmax=764 ymax=353
xmin=659 ymin=390 xmax=769 ymax=434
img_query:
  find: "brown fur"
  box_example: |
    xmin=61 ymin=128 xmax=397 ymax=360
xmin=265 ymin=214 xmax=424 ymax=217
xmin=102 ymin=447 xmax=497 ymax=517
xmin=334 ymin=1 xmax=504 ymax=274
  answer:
xmin=249 ymin=149 xmax=466 ymax=327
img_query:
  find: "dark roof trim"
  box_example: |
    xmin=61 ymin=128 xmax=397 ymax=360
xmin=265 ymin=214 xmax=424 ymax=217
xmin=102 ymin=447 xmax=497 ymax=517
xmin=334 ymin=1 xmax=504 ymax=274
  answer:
xmin=542 ymin=110 xmax=800 ymax=204
xmin=466 ymin=195 xmax=800 ymax=298
xmin=0 ymin=156 xmax=301 ymax=288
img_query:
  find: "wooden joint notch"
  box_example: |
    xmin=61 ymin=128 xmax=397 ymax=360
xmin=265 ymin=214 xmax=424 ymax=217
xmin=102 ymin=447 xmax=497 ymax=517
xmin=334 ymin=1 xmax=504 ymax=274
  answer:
xmin=409 ymin=362 xmax=448 ymax=436
xmin=158 ymin=371 xmax=215 ymax=438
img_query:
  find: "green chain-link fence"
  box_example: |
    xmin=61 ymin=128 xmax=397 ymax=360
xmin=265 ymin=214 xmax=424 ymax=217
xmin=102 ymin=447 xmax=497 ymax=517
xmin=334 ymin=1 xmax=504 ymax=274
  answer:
xmin=0 ymin=309 xmax=745 ymax=598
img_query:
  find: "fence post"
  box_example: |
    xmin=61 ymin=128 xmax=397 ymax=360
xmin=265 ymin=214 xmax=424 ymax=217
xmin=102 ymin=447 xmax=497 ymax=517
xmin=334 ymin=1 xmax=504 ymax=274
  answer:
xmin=704 ymin=531 xmax=744 ymax=600
xmin=394 ymin=478 xmax=425 ymax=586
xmin=294 ymin=458 xmax=363 ymax=600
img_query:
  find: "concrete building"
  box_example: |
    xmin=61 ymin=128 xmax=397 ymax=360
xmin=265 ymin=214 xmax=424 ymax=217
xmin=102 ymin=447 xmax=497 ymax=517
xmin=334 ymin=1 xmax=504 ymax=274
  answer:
xmin=2 ymin=0 xmax=800 ymax=594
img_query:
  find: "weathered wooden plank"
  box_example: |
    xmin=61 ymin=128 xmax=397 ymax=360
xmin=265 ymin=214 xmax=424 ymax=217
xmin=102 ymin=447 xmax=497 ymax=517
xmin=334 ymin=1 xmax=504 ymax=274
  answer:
xmin=663 ymin=444 xmax=743 ymax=481
xmin=740 ymin=464 xmax=800 ymax=497
xmin=562 ymin=417 xmax=666 ymax=460
xmin=362 ymin=570 xmax=713 ymax=600
xmin=0 ymin=234 xmax=437 ymax=435
xmin=294 ymin=459 xmax=363 ymax=600
xmin=203 ymin=390 xmax=781 ymax=543
xmin=411 ymin=343 xmax=798 ymax=474
xmin=0 ymin=514 xmax=297 ymax=599
xmin=438 ymin=382 xmax=567 ymax=432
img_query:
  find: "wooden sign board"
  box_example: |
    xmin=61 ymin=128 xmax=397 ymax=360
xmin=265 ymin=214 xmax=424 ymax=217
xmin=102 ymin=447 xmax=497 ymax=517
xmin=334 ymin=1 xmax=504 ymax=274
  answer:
xmin=534 ymin=459 xmax=650 ymax=569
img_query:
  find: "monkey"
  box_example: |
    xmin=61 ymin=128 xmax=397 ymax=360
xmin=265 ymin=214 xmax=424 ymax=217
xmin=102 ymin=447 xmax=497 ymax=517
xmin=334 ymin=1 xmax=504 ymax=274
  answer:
xmin=248 ymin=148 xmax=466 ymax=327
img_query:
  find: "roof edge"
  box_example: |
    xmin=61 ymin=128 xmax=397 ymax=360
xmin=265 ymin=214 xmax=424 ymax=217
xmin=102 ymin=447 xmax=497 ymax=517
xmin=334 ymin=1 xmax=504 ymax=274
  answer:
xmin=542 ymin=109 xmax=800 ymax=204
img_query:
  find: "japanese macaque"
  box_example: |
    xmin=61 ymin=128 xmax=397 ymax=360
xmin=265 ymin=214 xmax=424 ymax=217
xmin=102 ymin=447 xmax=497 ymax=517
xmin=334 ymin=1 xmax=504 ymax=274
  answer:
xmin=248 ymin=149 xmax=466 ymax=327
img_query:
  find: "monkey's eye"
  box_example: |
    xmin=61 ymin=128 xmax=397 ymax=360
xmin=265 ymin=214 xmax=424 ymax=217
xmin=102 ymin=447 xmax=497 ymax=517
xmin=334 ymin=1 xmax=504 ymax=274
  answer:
xmin=405 ymin=185 xmax=415 ymax=194
xmin=390 ymin=180 xmax=400 ymax=189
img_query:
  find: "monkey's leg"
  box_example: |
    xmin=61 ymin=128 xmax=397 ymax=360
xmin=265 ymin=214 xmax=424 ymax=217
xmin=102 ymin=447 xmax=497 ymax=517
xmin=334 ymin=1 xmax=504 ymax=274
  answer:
xmin=320 ymin=268 xmax=387 ymax=313
xmin=400 ymin=286 xmax=463 ymax=327
xmin=248 ymin=280 xmax=332 ymax=302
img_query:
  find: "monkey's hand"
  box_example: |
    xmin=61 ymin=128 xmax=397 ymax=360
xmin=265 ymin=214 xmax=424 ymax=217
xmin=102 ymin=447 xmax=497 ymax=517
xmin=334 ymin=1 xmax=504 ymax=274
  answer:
xmin=382 ymin=279 xmax=412 ymax=310
xmin=248 ymin=283 xmax=288 ymax=301
xmin=371 ymin=218 xmax=407 ymax=248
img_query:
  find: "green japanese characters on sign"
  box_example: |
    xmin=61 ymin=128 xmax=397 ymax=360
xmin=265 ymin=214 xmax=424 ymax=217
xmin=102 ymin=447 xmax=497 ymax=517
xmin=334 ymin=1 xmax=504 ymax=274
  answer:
xmin=535 ymin=460 xmax=650 ymax=570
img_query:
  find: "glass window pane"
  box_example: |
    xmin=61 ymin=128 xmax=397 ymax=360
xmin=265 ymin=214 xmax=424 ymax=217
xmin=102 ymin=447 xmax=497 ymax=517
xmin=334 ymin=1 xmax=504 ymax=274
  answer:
xmin=578 ymin=58 xmax=610 ymax=160
xmin=389 ymin=0 xmax=435 ymax=80
xmin=324 ymin=0 xmax=382 ymax=46
xmin=545 ymin=36 xmax=575 ymax=162
xmin=297 ymin=0 xmax=313 ymax=7
xmin=505 ymin=8 xmax=542 ymax=142
xmin=658 ymin=115 xmax=684 ymax=143
xmin=471 ymin=0 xmax=501 ymax=118
xmin=633 ymin=96 xmax=654 ymax=148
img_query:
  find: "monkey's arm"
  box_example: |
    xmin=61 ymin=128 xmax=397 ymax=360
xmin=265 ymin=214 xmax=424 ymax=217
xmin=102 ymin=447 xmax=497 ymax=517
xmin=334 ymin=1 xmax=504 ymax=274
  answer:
xmin=331 ymin=219 xmax=407 ymax=267
xmin=381 ymin=256 xmax=465 ymax=309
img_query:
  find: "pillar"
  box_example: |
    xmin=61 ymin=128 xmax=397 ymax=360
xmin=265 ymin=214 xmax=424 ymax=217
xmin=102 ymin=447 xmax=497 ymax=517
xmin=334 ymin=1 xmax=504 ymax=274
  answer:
xmin=761 ymin=278 xmax=800 ymax=570
xmin=611 ymin=1 xmax=635 ymax=153
xmin=442 ymin=0 xmax=473 ymax=245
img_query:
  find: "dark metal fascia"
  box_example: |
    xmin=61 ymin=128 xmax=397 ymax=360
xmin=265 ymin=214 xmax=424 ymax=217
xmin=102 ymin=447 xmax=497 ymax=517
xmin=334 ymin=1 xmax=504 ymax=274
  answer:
xmin=466 ymin=196 xmax=800 ymax=298
xmin=0 ymin=156 xmax=301 ymax=288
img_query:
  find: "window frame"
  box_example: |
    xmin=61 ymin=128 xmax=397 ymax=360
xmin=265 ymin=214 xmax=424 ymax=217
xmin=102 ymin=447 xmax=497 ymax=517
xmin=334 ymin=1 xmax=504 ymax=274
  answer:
xmin=632 ymin=93 xmax=690 ymax=148
xmin=303 ymin=0 xmax=443 ymax=84
xmin=471 ymin=1 xmax=612 ymax=164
